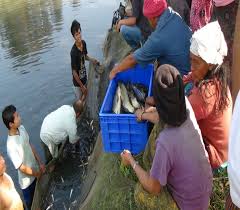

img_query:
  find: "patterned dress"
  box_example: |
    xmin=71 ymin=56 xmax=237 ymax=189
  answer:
xmin=190 ymin=0 xmax=213 ymax=31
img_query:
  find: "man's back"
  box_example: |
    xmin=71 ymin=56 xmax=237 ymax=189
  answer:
xmin=40 ymin=105 xmax=77 ymax=144
xmin=133 ymin=7 xmax=192 ymax=75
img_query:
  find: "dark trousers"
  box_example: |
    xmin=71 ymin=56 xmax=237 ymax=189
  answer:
xmin=22 ymin=179 xmax=36 ymax=210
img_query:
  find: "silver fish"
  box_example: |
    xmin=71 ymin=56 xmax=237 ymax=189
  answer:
xmin=112 ymin=84 xmax=121 ymax=114
xmin=132 ymin=84 xmax=146 ymax=104
xmin=61 ymin=176 xmax=64 ymax=183
xmin=69 ymin=188 xmax=73 ymax=199
xmin=46 ymin=204 xmax=53 ymax=210
xmin=119 ymin=83 xmax=135 ymax=113
xmin=128 ymin=90 xmax=141 ymax=110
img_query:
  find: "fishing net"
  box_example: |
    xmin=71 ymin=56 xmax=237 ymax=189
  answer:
xmin=31 ymin=115 xmax=98 ymax=210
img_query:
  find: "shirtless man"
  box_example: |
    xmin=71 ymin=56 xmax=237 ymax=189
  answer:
xmin=0 ymin=155 xmax=23 ymax=210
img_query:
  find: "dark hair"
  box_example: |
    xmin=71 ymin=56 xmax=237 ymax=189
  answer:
xmin=2 ymin=105 xmax=16 ymax=130
xmin=73 ymin=100 xmax=84 ymax=115
xmin=71 ymin=20 xmax=81 ymax=37
xmin=198 ymin=64 xmax=230 ymax=113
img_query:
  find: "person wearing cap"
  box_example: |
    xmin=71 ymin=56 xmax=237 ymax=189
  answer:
xmin=110 ymin=0 xmax=192 ymax=80
xmin=183 ymin=21 xmax=232 ymax=170
xmin=116 ymin=0 xmax=152 ymax=49
xmin=121 ymin=64 xmax=212 ymax=210
xmin=226 ymin=91 xmax=240 ymax=210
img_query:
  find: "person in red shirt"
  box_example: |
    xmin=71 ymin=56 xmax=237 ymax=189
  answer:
xmin=184 ymin=21 xmax=232 ymax=169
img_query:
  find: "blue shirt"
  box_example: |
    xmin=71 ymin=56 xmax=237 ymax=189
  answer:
xmin=133 ymin=8 xmax=192 ymax=75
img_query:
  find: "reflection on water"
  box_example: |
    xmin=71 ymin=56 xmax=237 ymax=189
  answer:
xmin=0 ymin=0 xmax=119 ymax=196
xmin=0 ymin=0 xmax=63 ymax=71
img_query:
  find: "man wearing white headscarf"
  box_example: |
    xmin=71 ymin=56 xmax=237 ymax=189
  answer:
xmin=226 ymin=91 xmax=240 ymax=209
xmin=183 ymin=21 xmax=233 ymax=170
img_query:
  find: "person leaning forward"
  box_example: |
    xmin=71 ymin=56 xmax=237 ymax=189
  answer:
xmin=121 ymin=65 xmax=213 ymax=210
xmin=40 ymin=100 xmax=83 ymax=163
xmin=110 ymin=0 xmax=192 ymax=80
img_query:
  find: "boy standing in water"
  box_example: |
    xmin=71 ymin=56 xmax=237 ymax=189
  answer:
xmin=70 ymin=20 xmax=99 ymax=101
xmin=2 ymin=105 xmax=45 ymax=210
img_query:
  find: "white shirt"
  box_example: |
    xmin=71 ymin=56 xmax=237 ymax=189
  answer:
xmin=7 ymin=126 xmax=39 ymax=189
xmin=40 ymin=105 xmax=79 ymax=157
xmin=228 ymin=91 xmax=240 ymax=208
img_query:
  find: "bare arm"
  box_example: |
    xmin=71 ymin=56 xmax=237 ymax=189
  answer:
xmin=109 ymin=54 xmax=137 ymax=79
xmin=121 ymin=151 xmax=161 ymax=195
xmin=19 ymin=164 xmax=41 ymax=178
xmin=116 ymin=17 xmax=137 ymax=31
xmin=85 ymin=55 xmax=99 ymax=64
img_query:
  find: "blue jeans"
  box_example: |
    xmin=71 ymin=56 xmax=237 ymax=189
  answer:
xmin=120 ymin=25 xmax=143 ymax=49
xmin=22 ymin=179 xmax=36 ymax=210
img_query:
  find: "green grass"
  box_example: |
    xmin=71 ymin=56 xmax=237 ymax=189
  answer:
xmin=209 ymin=168 xmax=229 ymax=210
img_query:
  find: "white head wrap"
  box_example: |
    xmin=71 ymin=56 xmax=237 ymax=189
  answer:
xmin=190 ymin=21 xmax=228 ymax=65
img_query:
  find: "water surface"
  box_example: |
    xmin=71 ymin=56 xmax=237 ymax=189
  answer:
xmin=0 ymin=0 xmax=119 ymax=193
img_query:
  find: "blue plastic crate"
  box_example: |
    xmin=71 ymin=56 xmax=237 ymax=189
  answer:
xmin=99 ymin=64 xmax=154 ymax=154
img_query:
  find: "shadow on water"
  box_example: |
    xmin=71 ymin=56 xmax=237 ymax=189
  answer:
xmin=41 ymin=114 xmax=99 ymax=210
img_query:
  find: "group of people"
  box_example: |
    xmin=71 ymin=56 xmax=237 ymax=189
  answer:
xmin=0 ymin=0 xmax=239 ymax=209
xmin=113 ymin=0 xmax=239 ymax=209
xmin=0 ymin=19 xmax=97 ymax=210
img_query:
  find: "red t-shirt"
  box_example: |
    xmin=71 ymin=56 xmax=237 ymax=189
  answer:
xmin=184 ymin=73 xmax=232 ymax=168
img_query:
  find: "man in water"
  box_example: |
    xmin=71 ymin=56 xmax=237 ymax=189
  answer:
xmin=40 ymin=100 xmax=83 ymax=163
xmin=2 ymin=105 xmax=45 ymax=210
xmin=0 ymin=154 xmax=24 ymax=210
xmin=70 ymin=20 xmax=99 ymax=101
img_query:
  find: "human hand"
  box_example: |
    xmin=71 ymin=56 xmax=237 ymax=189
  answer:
xmin=116 ymin=20 xmax=122 ymax=32
xmin=40 ymin=164 xmax=46 ymax=174
xmin=145 ymin=96 xmax=155 ymax=108
xmin=135 ymin=109 xmax=144 ymax=122
xmin=109 ymin=67 xmax=118 ymax=80
xmin=121 ymin=150 xmax=134 ymax=166
xmin=92 ymin=59 xmax=100 ymax=65
xmin=35 ymin=170 xmax=42 ymax=179
xmin=144 ymin=106 xmax=156 ymax=113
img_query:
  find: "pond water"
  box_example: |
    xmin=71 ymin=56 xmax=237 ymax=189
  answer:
xmin=0 ymin=0 xmax=119 ymax=196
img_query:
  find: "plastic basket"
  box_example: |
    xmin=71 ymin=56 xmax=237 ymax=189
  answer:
xmin=99 ymin=64 xmax=154 ymax=154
